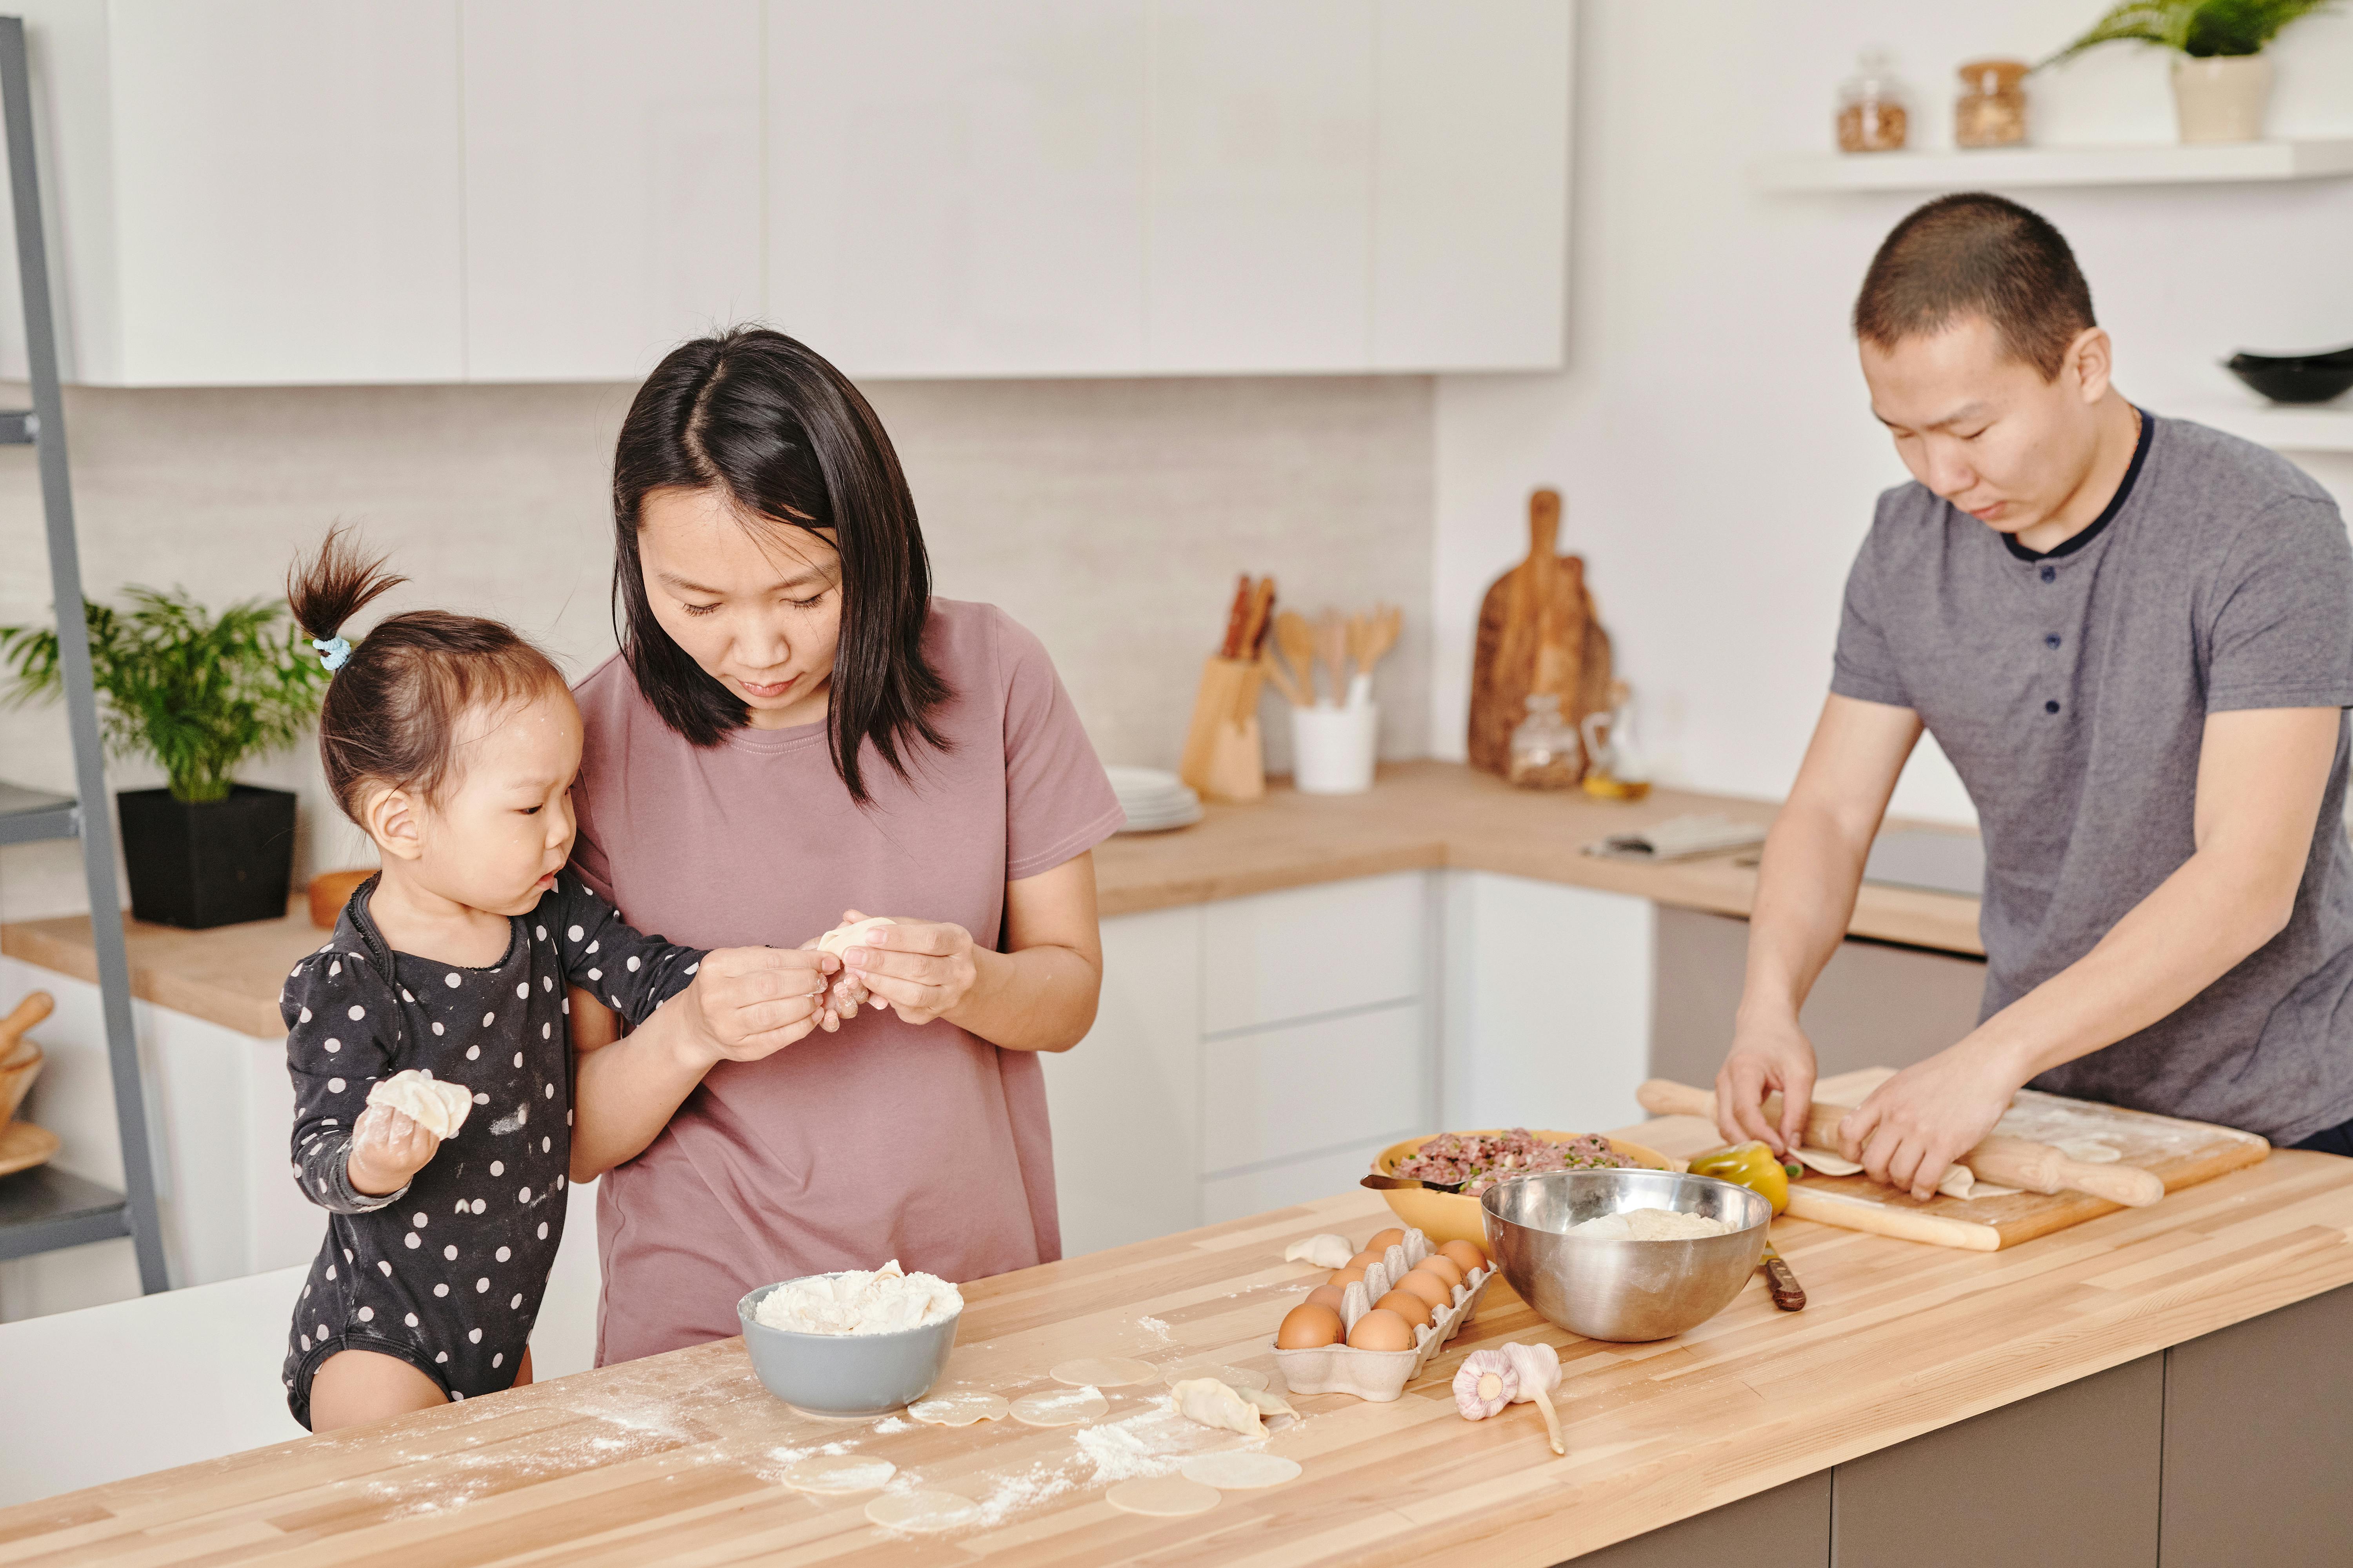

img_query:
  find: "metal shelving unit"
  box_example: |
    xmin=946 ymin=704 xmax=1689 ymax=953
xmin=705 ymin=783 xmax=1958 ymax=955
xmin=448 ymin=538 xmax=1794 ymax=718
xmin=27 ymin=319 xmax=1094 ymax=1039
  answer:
xmin=0 ymin=15 xmax=167 ymax=1294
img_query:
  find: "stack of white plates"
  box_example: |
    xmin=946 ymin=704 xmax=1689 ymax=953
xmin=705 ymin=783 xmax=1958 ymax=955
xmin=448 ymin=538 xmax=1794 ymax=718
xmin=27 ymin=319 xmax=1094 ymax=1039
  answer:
xmin=1106 ymin=766 xmax=1202 ymax=834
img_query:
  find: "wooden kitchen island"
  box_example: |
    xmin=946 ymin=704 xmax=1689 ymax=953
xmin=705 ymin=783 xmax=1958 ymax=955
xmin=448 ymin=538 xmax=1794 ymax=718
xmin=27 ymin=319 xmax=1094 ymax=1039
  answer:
xmin=7 ymin=1100 xmax=2350 ymax=1568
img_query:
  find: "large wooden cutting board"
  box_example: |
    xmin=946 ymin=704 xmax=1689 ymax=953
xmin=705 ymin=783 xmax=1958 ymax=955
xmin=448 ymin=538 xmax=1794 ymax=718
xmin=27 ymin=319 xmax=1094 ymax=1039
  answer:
xmin=1784 ymin=1069 xmax=2271 ymax=1250
xmin=1466 ymin=488 xmax=1614 ymax=775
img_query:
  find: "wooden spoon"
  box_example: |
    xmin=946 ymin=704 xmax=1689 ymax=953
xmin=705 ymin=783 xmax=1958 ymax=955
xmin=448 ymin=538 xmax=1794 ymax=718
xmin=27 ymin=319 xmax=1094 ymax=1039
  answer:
xmin=1275 ymin=611 xmax=1320 ymax=705
xmin=0 ymin=992 xmax=53 ymax=1063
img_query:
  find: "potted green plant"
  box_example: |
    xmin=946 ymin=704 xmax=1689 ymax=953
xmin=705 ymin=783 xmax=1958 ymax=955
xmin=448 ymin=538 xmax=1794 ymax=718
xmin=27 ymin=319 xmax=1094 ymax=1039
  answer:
xmin=2044 ymin=0 xmax=2336 ymax=144
xmin=0 ymin=587 xmax=327 ymax=928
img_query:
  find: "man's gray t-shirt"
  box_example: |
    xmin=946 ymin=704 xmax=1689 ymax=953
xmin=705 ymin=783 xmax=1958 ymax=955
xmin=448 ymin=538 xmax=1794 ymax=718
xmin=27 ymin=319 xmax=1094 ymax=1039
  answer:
xmin=1833 ymin=413 xmax=2353 ymax=1143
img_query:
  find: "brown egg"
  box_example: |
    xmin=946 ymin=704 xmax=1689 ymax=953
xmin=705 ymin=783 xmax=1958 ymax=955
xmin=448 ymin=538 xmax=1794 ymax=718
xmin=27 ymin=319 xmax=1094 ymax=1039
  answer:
xmin=1374 ymin=1288 xmax=1434 ymax=1328
xmin=1347 ymin=1307 xmax=1416 ymax=1351
xmin=1417 ymin=1254 xmax=1466 ymax=1289
xmin=1394 ymin=1269 xmax=1453 ymax=1311
xmin=1346 ymin=1250 xmax=1384 ymax=1271
xmin=1304 ymin=1283 xmax=1347 ymax=1314
xmin=1439 ymin=1239 xmax=1489 ymax=1275
xmin=1367 ymin=1227 xmax=1406 ymax=1254
xmin=1331 ymin=1265 xmax=1367 ymax=1289
xmin=1277 ymin=1303 xmax=1345 ymax=1349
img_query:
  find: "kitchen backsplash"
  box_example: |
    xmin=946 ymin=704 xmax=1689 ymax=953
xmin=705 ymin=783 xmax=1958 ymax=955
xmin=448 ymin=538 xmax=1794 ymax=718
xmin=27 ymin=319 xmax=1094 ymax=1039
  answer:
xmin=0 ymin=372 xmax=1433 ymax=922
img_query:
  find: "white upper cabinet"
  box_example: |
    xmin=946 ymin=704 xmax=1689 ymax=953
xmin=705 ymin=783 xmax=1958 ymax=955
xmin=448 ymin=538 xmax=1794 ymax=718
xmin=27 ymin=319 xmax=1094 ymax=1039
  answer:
xmin=1372 ymin=0 xmax=1571 ymax=371
xmin=765 ymin=0 xmax=1149 ymax=378
xmin=105 ymin=0 xmax=466 ymax=385
xmin=462 ymin=0 xmax=763 ymax=383
xmin=1143 ymin=0 xmax=1375 ymax=373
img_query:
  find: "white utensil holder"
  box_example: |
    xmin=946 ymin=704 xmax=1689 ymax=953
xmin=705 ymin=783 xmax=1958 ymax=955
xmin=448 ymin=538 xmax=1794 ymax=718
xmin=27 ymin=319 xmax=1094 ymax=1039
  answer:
xmin=1290 ymin=696 xmax=1377 ymax=795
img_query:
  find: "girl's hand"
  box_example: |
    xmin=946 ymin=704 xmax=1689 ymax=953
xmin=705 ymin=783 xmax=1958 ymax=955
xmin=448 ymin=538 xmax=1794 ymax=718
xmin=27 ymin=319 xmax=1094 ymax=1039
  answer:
xmin=681 ymin=945 xmax=840 ymax=1065
xmin=347 ymin=1104 xmax=440 ymax=1196
xmin=829 ymin=908 xmax=980 ymax=1026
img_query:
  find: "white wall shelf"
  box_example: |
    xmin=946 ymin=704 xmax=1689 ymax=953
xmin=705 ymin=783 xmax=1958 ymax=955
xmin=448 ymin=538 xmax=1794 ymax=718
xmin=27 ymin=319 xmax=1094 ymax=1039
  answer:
xmin=1757 ymin=138 xmax=2353 ymax=193
xmin=2178 ymin=398 xmax=2353 ymax=453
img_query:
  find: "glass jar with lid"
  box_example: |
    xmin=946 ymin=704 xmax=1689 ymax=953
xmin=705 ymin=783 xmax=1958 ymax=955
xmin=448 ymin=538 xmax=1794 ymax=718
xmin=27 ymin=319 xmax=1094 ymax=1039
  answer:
xmin=1955 ymin=58 xmax=2029 ymax=148
xmin=1507 ymin=692 xmax=1583 ymax=790
xmin=1835 ymin=50 xmax=1910 ymax=153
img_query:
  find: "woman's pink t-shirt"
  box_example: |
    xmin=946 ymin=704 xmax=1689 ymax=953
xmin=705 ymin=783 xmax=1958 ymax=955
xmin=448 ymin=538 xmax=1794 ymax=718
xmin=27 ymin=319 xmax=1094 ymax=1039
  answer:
xmin=570 ymin=598 xmax=1122 ymax=1365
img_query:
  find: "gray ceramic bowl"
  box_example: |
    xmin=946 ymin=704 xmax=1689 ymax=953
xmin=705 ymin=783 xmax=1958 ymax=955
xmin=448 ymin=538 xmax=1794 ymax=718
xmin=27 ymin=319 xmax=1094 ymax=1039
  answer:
xmin=1482 ymin=1168 xmax=1769 ymax=1343
xmin=736 ymin=1278 xmax=960 ymax=1416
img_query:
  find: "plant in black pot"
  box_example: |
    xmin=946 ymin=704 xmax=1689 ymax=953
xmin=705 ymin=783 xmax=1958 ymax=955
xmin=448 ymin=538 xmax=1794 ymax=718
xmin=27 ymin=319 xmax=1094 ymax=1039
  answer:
xmin=0 ymin=587 xmax=327 ymax=928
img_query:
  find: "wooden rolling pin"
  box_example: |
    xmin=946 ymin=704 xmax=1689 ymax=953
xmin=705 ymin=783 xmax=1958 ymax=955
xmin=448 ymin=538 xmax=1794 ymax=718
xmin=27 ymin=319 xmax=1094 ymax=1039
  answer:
xmin=1636 ymin=1079 xmax=2166 ymax=1207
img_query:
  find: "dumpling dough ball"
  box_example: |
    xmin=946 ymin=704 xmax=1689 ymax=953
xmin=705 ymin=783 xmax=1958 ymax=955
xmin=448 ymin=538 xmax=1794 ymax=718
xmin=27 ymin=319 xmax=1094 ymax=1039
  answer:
xmin=366 ymin=1070 xmax=472 ymax=1138
xmin=816 ymin=916 xmax=897 ymax=957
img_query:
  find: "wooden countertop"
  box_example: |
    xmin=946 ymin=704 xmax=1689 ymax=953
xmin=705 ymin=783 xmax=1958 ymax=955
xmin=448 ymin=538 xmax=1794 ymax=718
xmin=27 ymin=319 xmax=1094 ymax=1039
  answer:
xmin=8 ymin=1080 xmax=2349 ymax=1565
xmin=0 ymin=761 xmax=1983 ymax=1040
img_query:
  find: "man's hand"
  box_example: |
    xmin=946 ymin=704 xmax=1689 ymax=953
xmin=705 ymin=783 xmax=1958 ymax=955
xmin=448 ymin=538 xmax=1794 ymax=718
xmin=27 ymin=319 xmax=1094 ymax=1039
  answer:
xmin=678 ymin=945 xmax=839 ymax=1065
xmin=347 ymin=1103 xmax=440 ymax=1196
xmin=1716 ymin=1012 xmax=1820 ymax=1156
xmin=1835 ymin=1043 xmax=2023 ymax=1199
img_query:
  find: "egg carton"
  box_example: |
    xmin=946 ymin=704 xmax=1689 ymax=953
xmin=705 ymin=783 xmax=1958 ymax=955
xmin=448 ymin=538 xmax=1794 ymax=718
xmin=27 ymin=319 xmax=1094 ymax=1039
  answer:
xmin=1272 ymin=1228 xmax=1496 ymax=1403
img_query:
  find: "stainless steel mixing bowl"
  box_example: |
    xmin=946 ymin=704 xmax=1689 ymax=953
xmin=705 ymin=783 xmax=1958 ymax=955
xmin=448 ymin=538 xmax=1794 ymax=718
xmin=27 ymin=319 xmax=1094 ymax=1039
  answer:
xmin=1482 ymin=1169 xmax=1770 ymax=1342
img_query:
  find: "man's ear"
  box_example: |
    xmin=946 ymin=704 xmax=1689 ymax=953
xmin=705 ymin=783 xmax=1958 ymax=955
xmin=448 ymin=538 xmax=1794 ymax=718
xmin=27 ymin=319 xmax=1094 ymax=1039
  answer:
xmin=2066 ymin=325 xmax=2114 ymax=405
xmin=361 ymin=785 xmax=426 ymax=863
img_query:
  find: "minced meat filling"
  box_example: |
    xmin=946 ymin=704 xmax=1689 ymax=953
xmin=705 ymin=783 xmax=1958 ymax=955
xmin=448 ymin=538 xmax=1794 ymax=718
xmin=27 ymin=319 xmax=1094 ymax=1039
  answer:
xmin=1397 ymin=1128 xmax=1632 ymax=1196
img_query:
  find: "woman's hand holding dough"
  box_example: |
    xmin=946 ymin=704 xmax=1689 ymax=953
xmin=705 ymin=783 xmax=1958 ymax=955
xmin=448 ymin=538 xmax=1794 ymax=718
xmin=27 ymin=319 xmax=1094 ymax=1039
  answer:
xmin=346 ymin=1103 xmax=440 ymax=1196
xmin=678 ymin=945 xmax=840 ymax=1066
xmin=827 ymin=908 xmax=980 ymax=1026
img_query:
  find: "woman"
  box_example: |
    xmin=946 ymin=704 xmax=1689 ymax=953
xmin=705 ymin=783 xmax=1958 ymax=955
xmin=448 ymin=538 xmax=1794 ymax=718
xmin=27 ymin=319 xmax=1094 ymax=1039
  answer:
xmin=566 ymin=328 xmax=1121 ymax=1364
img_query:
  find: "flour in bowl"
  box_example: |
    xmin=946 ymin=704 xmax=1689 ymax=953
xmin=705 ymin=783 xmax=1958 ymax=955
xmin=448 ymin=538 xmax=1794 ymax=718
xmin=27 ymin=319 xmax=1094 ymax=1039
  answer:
xmin=1565 ymin=1207 xmax=1738 ymax=1241
xmin=754 ymin=1260 xmax=962 ymax=1334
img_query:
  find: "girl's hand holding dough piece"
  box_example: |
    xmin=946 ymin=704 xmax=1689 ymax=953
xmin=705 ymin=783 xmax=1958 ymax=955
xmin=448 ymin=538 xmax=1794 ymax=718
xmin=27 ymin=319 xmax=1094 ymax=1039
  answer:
xmin=825 ymin=908 xmax=980 ymax=1027
xmin=679 ymin=945 xmax=840 ymax=1066
xmin=346 ymin=1102 xmax=441 ymax=1196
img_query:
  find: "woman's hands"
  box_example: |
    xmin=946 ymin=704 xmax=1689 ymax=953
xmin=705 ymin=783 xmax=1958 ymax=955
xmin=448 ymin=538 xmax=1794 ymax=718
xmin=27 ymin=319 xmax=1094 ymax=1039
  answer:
xmin=1835 ymin=1041 xmax=2024 ymax=1201
xmin=816 ymin=909 xmax=980 ymax=1027
xmin=1715 ymin=1009 xmax=1820 ymax=1157
xmin=676 ymin=945 xmax=842 ymax=1067
xmin=347 ymin=1103 xmax=440 ymax=1196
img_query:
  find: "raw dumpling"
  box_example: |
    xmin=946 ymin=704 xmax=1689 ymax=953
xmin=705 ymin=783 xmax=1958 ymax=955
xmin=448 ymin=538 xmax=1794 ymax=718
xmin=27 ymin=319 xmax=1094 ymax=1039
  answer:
xmin=365 ymin=1070 xmax=471 ymax=1139
xmin=1794 ymin=1146 xmax=1995 ymax=1200
xmin=1283 ymin=1233 xmax=1355 ymax=1269
xmin=1564 ymin=1206 xmax=1737 ymax=1241
xmin=1169 ymin=1377 xmax=1262 ymax=1438
xmin=817 ymin=916 xmax=897 ymax=957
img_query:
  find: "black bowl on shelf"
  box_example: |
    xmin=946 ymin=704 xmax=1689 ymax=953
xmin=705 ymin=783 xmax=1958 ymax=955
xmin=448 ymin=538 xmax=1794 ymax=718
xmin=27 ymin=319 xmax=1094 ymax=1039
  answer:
xmin=2225 ymin=345 xmax=2353 ymax=405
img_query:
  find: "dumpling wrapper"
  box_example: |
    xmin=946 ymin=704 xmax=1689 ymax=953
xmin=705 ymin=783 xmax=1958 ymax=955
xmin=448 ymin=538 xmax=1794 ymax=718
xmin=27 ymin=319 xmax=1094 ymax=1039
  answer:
xmin=1793 ymin=1146 xmax=2017 ymax=1201
xmin=1283 ymin=1232 xmax=1355 ymax=1269
xmin=366 ymin=1070 xmax=471 ymax=1139
xmin=816 ymin=916 xmax=897 ymax=957
xmin=1169 ymin=1377 xmax=1262 ymax=1438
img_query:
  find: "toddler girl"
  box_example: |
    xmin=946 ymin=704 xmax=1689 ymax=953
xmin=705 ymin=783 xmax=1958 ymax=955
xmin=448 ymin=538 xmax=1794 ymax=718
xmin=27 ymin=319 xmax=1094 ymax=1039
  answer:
xmin=278 ymin=530 xmax=831 ymax=1431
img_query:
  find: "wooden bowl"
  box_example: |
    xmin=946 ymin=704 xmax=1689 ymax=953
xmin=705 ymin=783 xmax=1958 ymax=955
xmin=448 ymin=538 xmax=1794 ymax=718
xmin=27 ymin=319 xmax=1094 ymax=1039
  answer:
xmin=309 ymin=868 xmax=376 ymax=928
xmin=1370 ymin=1129 xmax=1685 ymax=1247
xmin=0 ymin=1039 xmax=42 ymax=1125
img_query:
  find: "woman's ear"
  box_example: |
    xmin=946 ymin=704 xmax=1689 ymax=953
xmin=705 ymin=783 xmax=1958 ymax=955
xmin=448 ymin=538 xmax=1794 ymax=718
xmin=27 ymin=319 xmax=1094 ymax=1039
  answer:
xmin=360 ymin=785 xmax=426 ymax=862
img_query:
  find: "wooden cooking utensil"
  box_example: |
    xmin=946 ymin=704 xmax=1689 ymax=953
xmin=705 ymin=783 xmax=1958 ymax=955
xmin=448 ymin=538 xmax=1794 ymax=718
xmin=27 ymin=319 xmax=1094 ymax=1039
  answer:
xmin=1317 ymin=611 xmax=1349 ymax=705
xmin=1467 ymin=489 xmax=1614 ymax=775
xmin=1635 ymin=1079 xmax=2167 ymax=1207
xmin=1275 ymin=611 xmax=1320 ymax=706
xmin=1261 ymin=653 xmax=1308 ymax=708
xmin=0 ymin=992 xmax=52 ymax=1125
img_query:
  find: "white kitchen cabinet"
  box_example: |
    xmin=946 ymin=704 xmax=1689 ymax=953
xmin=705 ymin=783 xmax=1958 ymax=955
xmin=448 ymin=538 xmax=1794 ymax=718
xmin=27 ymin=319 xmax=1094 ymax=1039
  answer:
xmin=1200 ymin=869 xmax=1424 ymax=1036
xmin=1371 ymin=0 xmax=1571 ymax=370
xmin=102 ymin=0 xmax=466 ymax=385
xmin=1440 ymin=871 xmax=1653 ymax=1135
xmin=462 ymin=0 xmax=763 ymax=383
xmin=1200 ymin=1001 xmax=1424 ymax=1172
xmin=764 ymin=0 xmax=1148 ymax=378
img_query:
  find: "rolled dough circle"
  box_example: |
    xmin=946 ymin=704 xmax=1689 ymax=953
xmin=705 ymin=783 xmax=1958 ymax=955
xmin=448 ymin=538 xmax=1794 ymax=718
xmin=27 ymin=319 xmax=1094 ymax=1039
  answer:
xmin=1050 ymin=1356 xmax=1158 ymax=1388
xmin=2056 ymin=1138 xmax=2122 ymax=1163
xmin=778 ymin=1455 xmax=896 ymax=1494
xmin=1106 ymin=1476 xmax=1222 ymax=1517
xmin=908 ymin=1392 xmax=1009 ymax=1427
xmin=1161 ymin=1363 xmax=1267 ymax=1390
xmin=1179 ymin=1452 xmax=1303 ymax=1490
xmin=1010 ymin=1386 xmax=1109 ymax=1426
xmin=866 ymin=1490 xmax=980 ymax=1532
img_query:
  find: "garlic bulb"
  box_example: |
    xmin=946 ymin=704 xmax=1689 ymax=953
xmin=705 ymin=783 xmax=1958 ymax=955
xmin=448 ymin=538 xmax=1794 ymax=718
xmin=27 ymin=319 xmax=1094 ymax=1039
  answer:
xmin=1452 ymin=1348 xmax=1518 ymax=1420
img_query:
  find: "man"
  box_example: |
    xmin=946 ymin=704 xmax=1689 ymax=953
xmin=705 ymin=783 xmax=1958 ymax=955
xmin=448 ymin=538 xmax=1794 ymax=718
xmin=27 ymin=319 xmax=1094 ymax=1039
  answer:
xmin=1715 ymin=192 xmax=2353 ymax=1197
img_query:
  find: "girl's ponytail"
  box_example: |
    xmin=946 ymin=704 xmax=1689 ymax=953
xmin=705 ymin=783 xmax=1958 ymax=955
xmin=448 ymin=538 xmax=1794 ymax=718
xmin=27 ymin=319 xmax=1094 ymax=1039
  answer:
xmin=286 ymin=526 xmax=406 ymax=671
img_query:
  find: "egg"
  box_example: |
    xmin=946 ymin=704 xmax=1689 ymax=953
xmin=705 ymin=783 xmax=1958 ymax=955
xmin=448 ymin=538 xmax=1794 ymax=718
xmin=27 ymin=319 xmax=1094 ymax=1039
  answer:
xmin=1331 ymin=1265 xmax=1367 ymax=1289
xmin=1346 ymin=1249 xmax=1383 ymax=1271
xmin=1395 ymin=1269 xmax=1453 ymax=1311
xmin=1304 ymin=1283 xmax=1347 ymax=1314
xmin=1367 ymin=1227 xmax=1406 ymax=1254
xmin=1277 ymin=1303 xmax=1345 ymax=1349
xmin=1439 ymin=1239 xmax=1489 ymax=1275
xmin=1374 ymin=1288 xmax=1434 ymax=1327
xmin=1417 ymin=1254 xmax=1466 ymax=1289
xmin=1347 ymin=1307 xmax=1416 ymax=1351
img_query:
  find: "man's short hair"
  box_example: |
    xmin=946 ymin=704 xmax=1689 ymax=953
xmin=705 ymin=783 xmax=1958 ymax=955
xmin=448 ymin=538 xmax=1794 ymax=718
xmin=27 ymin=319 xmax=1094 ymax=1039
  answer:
xmin=1853 ymin=193 xmax=2096 ymax=380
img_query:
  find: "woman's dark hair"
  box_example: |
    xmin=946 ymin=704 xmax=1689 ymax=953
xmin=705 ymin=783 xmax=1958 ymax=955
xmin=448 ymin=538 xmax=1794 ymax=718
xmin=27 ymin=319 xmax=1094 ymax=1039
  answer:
xmin=287 ymin=527 xmax=566 ymax=822
xmin=611 ymin=327 xmax=949 ymax=803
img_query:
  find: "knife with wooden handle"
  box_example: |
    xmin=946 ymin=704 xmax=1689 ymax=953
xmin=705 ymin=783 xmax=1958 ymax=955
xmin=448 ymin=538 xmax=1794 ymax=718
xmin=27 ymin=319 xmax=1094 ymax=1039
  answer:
xmin=1635 ymin=1078 xmax=2167 ymax=1207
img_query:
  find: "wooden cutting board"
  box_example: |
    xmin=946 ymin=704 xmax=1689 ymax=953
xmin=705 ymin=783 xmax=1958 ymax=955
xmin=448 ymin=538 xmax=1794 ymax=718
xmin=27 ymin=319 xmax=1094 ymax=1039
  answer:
xmin=1467 ymin=488 xmax=1613 ymax=775
xmin=1780 ymin=1069 xmax=2270 ymax=1251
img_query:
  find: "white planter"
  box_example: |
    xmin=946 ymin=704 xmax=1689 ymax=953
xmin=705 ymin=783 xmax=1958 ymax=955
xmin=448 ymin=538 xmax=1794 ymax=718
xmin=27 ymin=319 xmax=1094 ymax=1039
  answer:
xmin=2171 ymin=55 xmax=2273 ymax=144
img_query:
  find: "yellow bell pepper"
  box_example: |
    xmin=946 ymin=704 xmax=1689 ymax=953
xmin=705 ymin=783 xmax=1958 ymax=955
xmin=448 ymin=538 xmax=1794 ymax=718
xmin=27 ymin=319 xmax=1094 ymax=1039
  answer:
xmin=1689 ymin=1140 xmax=1796 ymax=1214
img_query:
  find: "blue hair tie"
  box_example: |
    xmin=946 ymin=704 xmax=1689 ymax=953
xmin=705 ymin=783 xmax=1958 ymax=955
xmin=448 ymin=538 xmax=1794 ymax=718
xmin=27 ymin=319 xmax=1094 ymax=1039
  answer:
xmin=313 ymin=635 xmax=351 ymax=672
